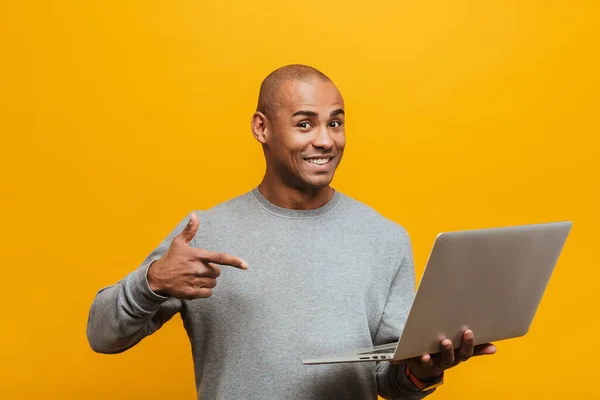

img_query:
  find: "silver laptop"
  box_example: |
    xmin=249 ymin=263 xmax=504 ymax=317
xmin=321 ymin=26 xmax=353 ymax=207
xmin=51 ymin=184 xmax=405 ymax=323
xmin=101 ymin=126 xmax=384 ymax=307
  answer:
xmin=302 ymin=221 xmax=572 ymax=364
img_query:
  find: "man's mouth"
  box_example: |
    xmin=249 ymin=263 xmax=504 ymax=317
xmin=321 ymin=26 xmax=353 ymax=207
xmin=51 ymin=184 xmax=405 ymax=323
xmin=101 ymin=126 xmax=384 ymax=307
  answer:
xmin=305 ymin=157 xmax=333 ymax=165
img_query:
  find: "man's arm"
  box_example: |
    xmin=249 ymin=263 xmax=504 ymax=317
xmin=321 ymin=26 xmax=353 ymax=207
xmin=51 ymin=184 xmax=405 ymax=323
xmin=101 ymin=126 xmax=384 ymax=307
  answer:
xmin=374 ymin=229 xmax=436 ymax=399
xmin=86 ymin=264 xmax=183 ymax=354
xmin=86 ymin=211 xmax=248 ymax=354
xmin=86 ymin=216 xmax=189 ymax=354
xmin=376 ymin=362 xmax=435 ymax=400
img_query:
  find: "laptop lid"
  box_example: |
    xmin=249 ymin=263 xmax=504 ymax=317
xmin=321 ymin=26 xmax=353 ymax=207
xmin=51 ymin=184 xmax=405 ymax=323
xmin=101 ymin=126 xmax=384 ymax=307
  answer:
xmin=391 ymin=221 xmax=572 ymax=361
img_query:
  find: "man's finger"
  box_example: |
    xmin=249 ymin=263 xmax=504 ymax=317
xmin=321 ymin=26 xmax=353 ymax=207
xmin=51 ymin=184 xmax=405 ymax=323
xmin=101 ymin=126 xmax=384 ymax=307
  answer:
xmin=178 ymin=212 xmax=199 ymax=244
xmin=196 ymin=249 xmax=248 ymax=270
xmin=195 ymin=277 xmax=217 ymax=289
xmin=419 ymin=354 xmax=435 ymax=368
xmin=473 ymin=343 xmax=497 ymax=356
xmin=440 ymin=339 xmax=455 ymax=367
xmin=458 ymin=329 xmax=475 ymax=361
xmin=194 ymin=288 xmax=213 ymax=298
xmin=195 ymin=263 xmax=221 ymax=279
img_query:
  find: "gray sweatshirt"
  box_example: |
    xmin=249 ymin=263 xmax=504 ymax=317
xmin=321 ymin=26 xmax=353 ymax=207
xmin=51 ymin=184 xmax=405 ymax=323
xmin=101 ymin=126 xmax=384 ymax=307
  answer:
xmin=87 ymin=188 xmax=435 ymax=399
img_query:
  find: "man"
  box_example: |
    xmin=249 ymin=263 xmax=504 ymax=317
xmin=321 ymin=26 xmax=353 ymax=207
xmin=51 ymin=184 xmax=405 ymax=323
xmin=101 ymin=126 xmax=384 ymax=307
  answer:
xmin=87 ymin=64 xmax=496 ymax=399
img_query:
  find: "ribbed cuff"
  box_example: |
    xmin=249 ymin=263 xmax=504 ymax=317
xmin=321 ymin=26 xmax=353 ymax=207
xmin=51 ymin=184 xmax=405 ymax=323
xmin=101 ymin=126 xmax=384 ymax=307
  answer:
xmin=125 ymin=261 xmax=170 ymax=312
xmin=395 ymin=364 xmax=422 ymax=392
xmin=396 ymin=364 xmax=438 ymax=397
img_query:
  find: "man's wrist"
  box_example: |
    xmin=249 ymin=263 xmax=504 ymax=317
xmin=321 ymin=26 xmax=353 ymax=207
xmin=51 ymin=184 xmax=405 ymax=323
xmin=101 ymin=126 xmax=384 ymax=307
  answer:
xmin=404 ymin=365 xmax=444 ymax=391
xmin=146 ymin=260 xmax=168 ymax=297
xmin=411 ymin=367 xmax=443 ymax=382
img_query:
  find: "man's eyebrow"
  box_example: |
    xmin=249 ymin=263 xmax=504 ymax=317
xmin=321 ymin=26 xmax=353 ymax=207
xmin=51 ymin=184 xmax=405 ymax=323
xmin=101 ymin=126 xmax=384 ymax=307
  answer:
xmin=330 ymin=109 xmax=345 ymax=117
xmin=292 ymin=110 xmax=318 ymax=118
xmin=291 ymin=109 xmax=345 ymax=118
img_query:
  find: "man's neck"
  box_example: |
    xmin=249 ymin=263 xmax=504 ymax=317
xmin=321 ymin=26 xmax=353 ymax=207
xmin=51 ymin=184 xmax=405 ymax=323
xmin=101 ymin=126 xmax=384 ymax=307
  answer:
xmin=257 ymin=180 xmax=334 ymax=210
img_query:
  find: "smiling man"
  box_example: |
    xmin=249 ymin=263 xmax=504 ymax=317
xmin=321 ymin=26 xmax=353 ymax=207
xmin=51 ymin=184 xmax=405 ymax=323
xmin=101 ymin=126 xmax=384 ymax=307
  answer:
xmin=87 ymin=64 xmax=495 ymax=399
xmin=252 ymin=68 xmax=345 ymax=209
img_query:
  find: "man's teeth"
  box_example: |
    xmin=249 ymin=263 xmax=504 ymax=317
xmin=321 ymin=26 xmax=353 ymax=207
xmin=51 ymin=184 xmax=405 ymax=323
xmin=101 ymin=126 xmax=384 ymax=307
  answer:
xmin=306 ymin=158 xmax=330 ymax=165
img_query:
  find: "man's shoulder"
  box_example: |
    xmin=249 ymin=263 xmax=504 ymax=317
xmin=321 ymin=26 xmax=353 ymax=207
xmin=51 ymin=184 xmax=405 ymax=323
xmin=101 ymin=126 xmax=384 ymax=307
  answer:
xmin=192 ymin=190 xmax=255 ymax=220
xmin=209 ymin=190 xmax=255 ymax=212
xmin=337 ymin=192 xmax=410 ymax=239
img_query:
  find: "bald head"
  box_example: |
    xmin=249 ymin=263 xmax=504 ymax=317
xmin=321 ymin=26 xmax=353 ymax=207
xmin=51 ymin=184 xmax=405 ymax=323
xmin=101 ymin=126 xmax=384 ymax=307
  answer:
xmin=257 ymin=64 xmax=333 ymax=120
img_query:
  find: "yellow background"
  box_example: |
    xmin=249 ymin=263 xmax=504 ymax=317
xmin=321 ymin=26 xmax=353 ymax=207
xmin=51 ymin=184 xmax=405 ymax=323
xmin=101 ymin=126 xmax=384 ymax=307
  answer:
xmin=1 ymin=1 xmax=598 ymax=398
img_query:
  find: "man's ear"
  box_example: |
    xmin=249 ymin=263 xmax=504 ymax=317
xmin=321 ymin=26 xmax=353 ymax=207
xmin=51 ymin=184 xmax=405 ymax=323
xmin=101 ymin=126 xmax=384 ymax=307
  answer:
xmin=251 ymin=112 xmax=268 ymax=144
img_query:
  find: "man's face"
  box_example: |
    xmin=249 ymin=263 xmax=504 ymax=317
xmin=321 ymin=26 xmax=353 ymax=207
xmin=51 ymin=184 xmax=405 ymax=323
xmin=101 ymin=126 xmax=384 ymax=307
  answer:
xmin=264 ymin=79 xmax=345 ymax=190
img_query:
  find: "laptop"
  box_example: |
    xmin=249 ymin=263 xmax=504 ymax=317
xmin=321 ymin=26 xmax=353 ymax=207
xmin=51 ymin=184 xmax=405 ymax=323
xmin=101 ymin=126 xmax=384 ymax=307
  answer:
xmin=302 ymin=221 xmax=572 ymax=364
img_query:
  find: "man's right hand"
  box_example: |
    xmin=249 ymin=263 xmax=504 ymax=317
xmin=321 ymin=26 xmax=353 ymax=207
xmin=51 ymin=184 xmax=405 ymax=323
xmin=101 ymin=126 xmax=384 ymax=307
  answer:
xmin=147 ymin=212 xmax=248 ymax=299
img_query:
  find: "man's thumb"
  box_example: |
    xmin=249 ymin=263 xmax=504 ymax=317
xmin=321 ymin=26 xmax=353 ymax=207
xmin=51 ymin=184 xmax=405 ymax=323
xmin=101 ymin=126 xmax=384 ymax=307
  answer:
xmin=179 ymin=212 xmax=199 ymax=244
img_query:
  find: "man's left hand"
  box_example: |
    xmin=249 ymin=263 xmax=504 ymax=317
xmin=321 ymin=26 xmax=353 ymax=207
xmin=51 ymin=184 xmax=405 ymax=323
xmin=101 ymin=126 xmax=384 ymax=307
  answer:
xmin=399 ymin=329 xmax=497 ymax=380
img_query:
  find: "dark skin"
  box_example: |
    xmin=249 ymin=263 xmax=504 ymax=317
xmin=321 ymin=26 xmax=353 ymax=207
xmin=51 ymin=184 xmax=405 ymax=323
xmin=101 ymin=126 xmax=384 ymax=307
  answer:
xmin=251 ymin=78 xmax=346 ymax=210
xmin=252 ymin=77 xmax=496 ymax=381
xmin=150 ymin=73 xmax=496 ymax=382
xmin=396 ymin=329 xmax=496 ymax=380
xmin=147 ymin=213 xmax=248 ymax=299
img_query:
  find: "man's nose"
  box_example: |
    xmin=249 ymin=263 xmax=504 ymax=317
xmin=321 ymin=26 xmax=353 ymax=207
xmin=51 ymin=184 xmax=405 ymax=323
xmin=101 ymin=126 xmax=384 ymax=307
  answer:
xmin=312 ymin=125 xmax=334 ymax=149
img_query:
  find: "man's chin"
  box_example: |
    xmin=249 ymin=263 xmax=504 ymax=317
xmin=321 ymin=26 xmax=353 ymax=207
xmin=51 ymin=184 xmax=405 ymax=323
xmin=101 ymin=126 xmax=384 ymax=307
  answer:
xmin=301 ymin=174 xmax=335 ymax=190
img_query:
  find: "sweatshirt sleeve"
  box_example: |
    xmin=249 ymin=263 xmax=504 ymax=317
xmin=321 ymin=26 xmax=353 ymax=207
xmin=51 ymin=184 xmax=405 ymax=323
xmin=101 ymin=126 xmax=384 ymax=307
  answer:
xmin=375 ymin=229 xmax=437 ymax=399
xmin=86 ymin=213 xmax=193 ymax=354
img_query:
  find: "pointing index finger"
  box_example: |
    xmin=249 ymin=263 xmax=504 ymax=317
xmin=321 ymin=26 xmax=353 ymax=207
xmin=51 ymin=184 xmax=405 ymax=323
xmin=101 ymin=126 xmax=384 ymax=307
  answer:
xmin=196 ymin=249 xmax=248 ymax=270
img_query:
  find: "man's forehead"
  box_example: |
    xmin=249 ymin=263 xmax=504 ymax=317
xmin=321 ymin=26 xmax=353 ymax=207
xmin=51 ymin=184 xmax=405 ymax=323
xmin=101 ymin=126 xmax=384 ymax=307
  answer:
xmin=277 ymin=79 xmax=344 ymax=112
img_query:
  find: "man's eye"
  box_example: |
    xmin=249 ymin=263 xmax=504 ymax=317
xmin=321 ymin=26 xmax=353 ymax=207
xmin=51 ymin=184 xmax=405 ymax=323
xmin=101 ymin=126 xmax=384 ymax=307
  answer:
xmin=329 ymin=121 xmax=342 ymax=128
xmin=298 ymin=122 xmax=311 ymax=129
